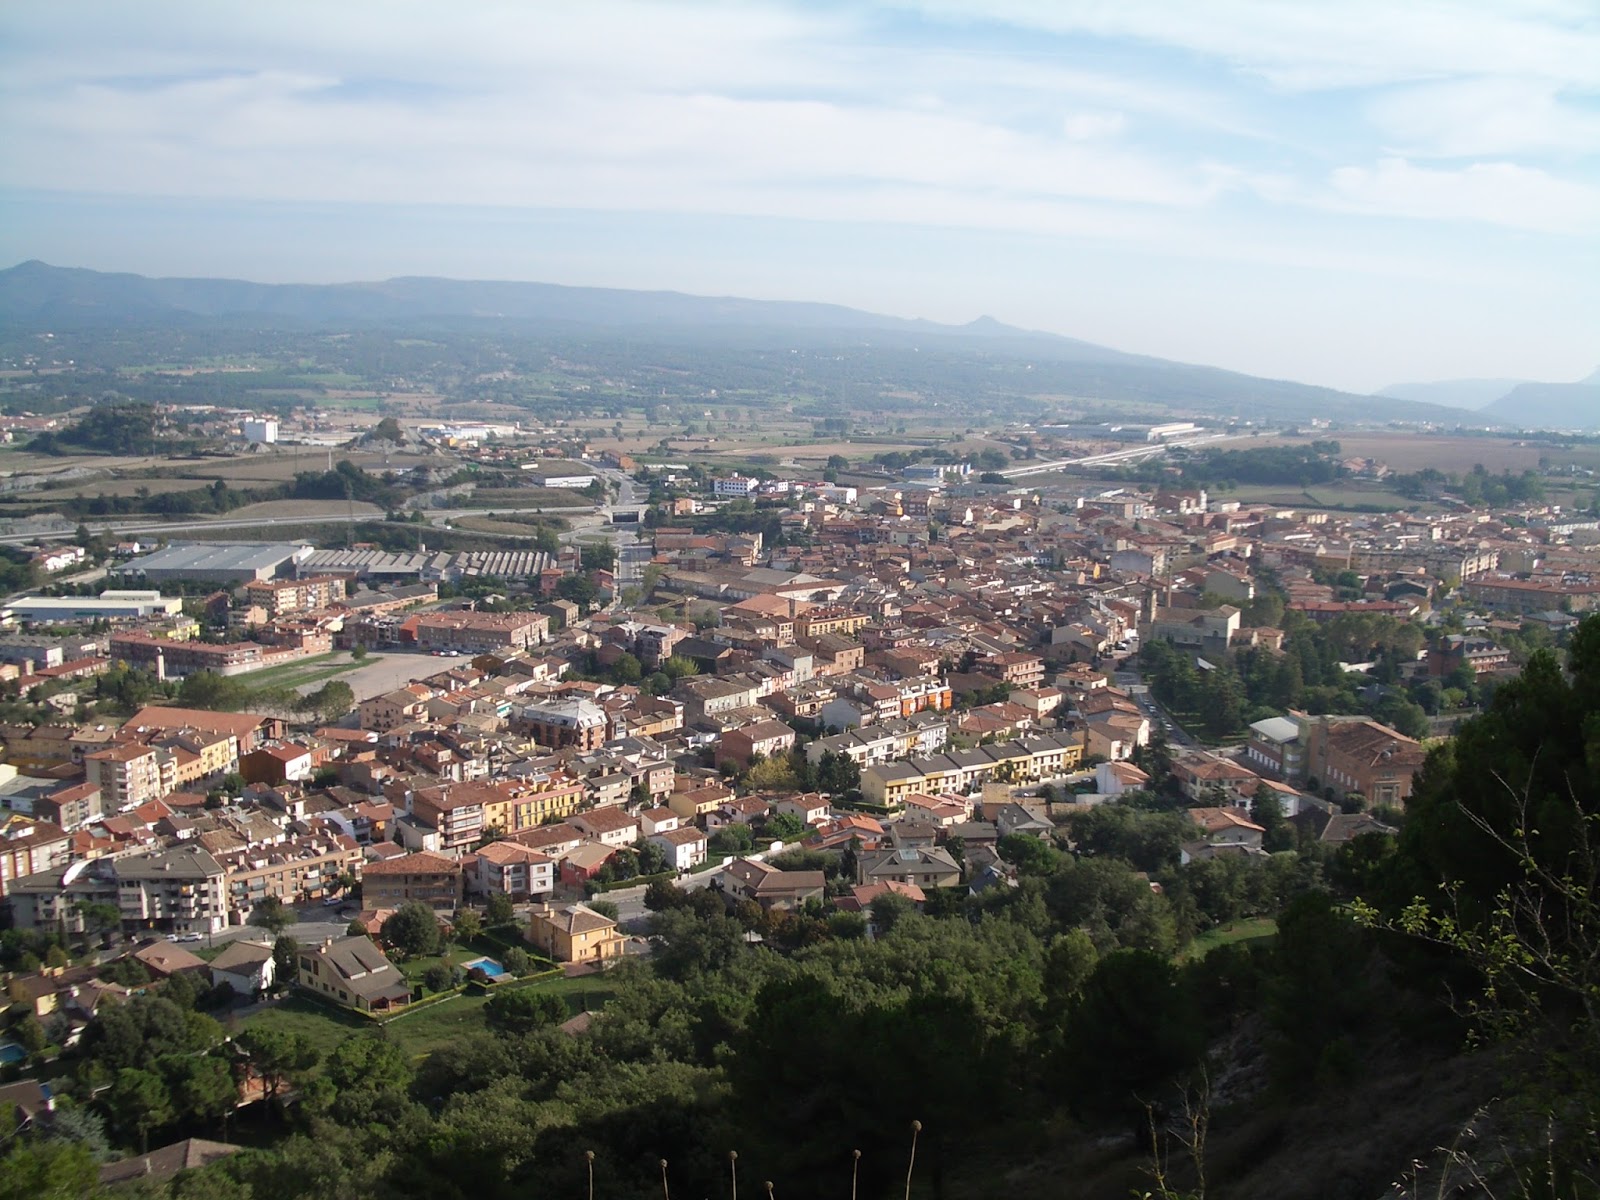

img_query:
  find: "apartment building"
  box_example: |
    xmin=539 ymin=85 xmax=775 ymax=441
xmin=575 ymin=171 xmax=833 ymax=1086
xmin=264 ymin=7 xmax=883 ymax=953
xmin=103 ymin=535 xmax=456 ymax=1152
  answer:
xmin=410 ymin=783 xmax=489 ymax=851
xmin=481 ymin=777 xmax=585 ymax=833
xmin=83 ymin=742 xmax=165 ymax=812
xmin=1301 ymin=716 xmax=1426 ymax=808
xmin=569 ymin=806 xmax=640 ymax=848
xmin=243 ymin=575 xmax=346 ymax=617
xmin=471 ymin=841 xmax=553 ymax=901
xmin=513 ymin=698 xmax=608 ymax=752
xmin=361 ymin=850 xmax=464 ymax=911
xmin=121 ymin=706 xmax=281 ymax=756
xmin=977 ymin=651 xmax=1046 ymax=689
xmin=414 ymin=610 xmax=549 ymax=654
xmin=109 ymin=633 xmax=290 ymax=678
xmin=115 ymin=847 xmax=228 ymax=936
xmin=32 ymin=782 xmax=104 ymax=833
xmin=220 ymin=834 xmax=363 ymax=917
xmin=0 ymin=817 xmax=71 ymax=899
xmin=359 ymin=685 xmax=435 ymax=732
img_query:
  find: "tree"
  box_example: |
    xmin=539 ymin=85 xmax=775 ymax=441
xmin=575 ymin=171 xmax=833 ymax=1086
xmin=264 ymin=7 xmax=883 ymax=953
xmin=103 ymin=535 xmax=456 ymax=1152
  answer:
xmin=637 ymin=839 xmax=669 ymax=875
xmin=110 ymin=1067 xmax=174 ymax=1152
xmin=1061 ymin=950 xmax=1204 ymax=1130
xmin=351 ymin=644 xmax=369 ymax=662
xmin=998 ymin=832 xmax=1061 ymax=876
xmin=0 ymin=1138 xmax=99 ymax=1200
xmin=501 ymin=947 xmax=532 ymax=976
xmin=382 ymin=902 xmax=442 ymax=957
xmin=452 ymin=908 xmax=483 ymax=943
xmin=586 ymin=899 xmax=619 ymax=921
xmin=235 ymin=1027 xmax=319 ymax=1106
xmin=484 ymin=890 xmax=516 ymax=927
xmin=250 ymin=896 xmax=297 ymax=937
xmin=12 ymin=1014 xmax=46 ymax=1056
xmin=815 ymin=749 xmax=861 ymax=795
xmin=1250 ymin=783 xmax=1294 ymax=853
xmin=644 ymin=878 xmax=688 ymax=911
xmin=162 ymin=1054 xmax=236 ymax=1130
xmin=555 ymin=574 xmax=599 ymax=609
xmin=739 ymin=754 xmax=795 ymax=791
xmin=271 ymin=935 xmax=300 ymax=990
xmin=1266 ymin=891 xmax=1369 ymax=1090
xmin=300 ymin=679 xmax=355 ymax=725
xmin=484 ymin=988 xmax=568 ymax=1036
xmin=709 ymin=823 xmax=755 ymax=855
xmin=660 ymin=654 xmax=699 ymax=680
xmin=346 ymin=919 xmax=369 ymax=938
xmin=325 ymin=1035 xmax=412 ymax=1094
xmin=422 ymin=964 xmax=454 ymax=993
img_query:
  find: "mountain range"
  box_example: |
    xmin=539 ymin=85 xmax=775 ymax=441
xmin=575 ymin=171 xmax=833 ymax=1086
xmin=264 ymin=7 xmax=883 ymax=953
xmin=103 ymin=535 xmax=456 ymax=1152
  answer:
xmin=0 ymin=260 xmax=1488 ymax=425
xmin=1382 ymin=370 xmax=1600 ymax=430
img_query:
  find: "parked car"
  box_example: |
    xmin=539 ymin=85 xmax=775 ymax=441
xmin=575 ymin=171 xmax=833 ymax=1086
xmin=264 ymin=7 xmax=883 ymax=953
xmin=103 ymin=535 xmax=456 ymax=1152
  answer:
xmin=176 ymin=932 xmax=203 ymax=943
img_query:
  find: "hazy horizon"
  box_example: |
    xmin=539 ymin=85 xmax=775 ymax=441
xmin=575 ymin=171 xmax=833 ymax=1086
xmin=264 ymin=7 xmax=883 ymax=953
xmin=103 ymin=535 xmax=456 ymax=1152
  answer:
xmin=2 ymin=1 xmax=1596 ymax=395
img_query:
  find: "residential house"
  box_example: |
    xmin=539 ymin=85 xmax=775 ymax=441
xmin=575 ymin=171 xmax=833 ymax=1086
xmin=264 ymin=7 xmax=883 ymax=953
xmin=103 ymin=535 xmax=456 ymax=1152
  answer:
xmin=720 ymin=857 xmax=826 ymax=910
xmin=526 ymin=902 xmax=626 ymax=964
xmin=715 ymin=719 xmax=797 ymax=769
xmin=1180 ymin=807 xmax=1266 ymax=864
xmin=650 ymin=826 xmax=708 ymax=872
xmin=857 ymin=846 xmax=962 ymax=889
xmin=471 ymin=841 xmax=553 ymax=901
xmin=773 ymin=793 xmax=831 ymax=826
xmin=297 ymin=935 xmax=411 ymax=1012
xmin=207 ymin=939 xmax=276 ymax=998
xmin=569 ymin=807 xmax=640 ymax=848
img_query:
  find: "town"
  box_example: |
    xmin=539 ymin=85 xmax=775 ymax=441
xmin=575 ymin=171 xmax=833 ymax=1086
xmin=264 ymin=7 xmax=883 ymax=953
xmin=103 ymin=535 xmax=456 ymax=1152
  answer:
xmin=1 ymin=397 xmax=1596 ymax=1192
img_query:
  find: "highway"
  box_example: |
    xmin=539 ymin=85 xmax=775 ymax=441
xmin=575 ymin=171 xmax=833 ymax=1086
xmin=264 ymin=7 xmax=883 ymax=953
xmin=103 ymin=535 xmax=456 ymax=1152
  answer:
xmin=999 ymin=432 xmax=1240 ymax=480
xmin=0 ymin=500 xmax=615 ymax=547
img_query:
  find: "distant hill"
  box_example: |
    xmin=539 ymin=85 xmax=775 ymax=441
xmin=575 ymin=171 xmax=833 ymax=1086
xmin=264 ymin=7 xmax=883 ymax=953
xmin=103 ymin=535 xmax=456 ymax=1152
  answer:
xmin=0 ymin=261 xmax=1480 ymax=425
xmin=1482 ymin=368 xmax=1600 ymax=430
xmin=1378 ymin=378 xmax=1526 ymax=410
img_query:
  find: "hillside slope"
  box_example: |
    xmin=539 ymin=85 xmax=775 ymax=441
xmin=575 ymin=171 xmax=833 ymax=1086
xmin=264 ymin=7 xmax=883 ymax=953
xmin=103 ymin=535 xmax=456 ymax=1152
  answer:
xmin=0 ymin=261 xmax=1478 ymax=425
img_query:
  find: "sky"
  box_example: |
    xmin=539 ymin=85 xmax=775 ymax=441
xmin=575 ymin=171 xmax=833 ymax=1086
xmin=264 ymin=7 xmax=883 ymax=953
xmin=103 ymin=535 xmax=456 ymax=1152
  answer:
xmin=1 ymin=0 xmax=1596 ymax=395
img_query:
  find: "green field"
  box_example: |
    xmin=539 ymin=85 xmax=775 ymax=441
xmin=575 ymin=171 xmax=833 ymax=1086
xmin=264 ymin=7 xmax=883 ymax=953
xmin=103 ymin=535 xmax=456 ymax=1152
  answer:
xmin=235 ymin=994 xmax=371 ymax=1059
xmin=458 ymin=487 xmax=595 ymax=507
xmin=239 ymin=971 xmax=622 ymax=1061
xmin=1179 ymin=916 xmax=1278 ymax=962
xmin=238 ymin=652 xmax=377 ymax=695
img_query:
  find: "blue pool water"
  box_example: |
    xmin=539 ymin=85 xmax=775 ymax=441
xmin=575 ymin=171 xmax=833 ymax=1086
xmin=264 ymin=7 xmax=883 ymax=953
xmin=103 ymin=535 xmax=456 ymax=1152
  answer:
xmin=463 ymin=957 xmax=506 ymax=977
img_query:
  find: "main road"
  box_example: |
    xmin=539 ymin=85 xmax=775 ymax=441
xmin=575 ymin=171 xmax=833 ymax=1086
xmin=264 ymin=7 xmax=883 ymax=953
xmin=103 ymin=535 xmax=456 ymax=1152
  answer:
xmin=1000 ymin=432 xmax=1243 ymax=480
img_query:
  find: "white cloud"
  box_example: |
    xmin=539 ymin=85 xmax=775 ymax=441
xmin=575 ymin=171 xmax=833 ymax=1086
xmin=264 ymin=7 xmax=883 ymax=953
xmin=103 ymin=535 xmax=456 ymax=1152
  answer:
xmin=1061 ymin=111 xmax=1126 ymax=140
xmin=1368 ymin=78 xmax=1600 ymax=157
xmin=899 ymin=0 xmax=1600 ymax=91
xmin=1326 ymin=157 xmax=1600 ymax=234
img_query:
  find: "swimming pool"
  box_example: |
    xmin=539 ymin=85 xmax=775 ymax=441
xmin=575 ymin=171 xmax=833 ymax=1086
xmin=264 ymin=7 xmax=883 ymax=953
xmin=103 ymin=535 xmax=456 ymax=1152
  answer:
xmin=462 ymin=956 xmax=506 ymax=978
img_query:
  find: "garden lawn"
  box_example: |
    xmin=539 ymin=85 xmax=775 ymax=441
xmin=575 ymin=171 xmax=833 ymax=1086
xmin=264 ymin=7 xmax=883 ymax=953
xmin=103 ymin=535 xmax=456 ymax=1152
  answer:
xmin=236 ymin=994 xmax=370 ymax=1060
xmin=237 ymin=970 xmax=627 ymax=1064
xmin=1179 ymin=916 xmax=1278 ymax=962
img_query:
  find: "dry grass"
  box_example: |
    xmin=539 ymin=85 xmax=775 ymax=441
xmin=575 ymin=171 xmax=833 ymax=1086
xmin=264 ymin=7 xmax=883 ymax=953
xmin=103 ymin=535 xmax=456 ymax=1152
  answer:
xmin=222 ymin=499 xmax=386 ymax=520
